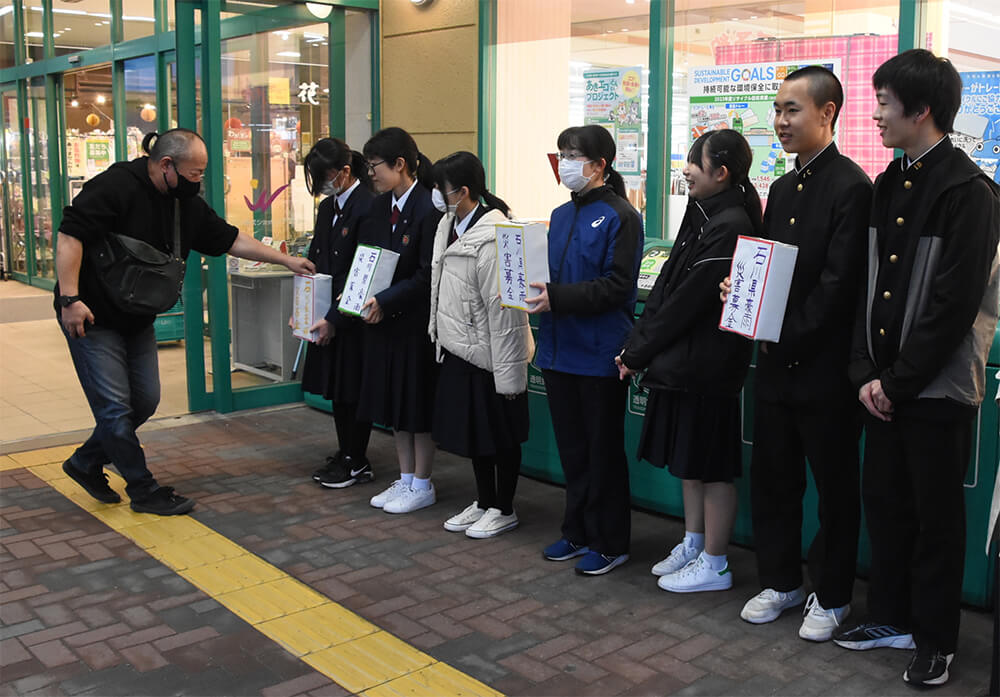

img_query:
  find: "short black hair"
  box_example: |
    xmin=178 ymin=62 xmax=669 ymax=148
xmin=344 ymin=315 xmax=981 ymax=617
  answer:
xmin=872 ymin=49 xmax=962 ymax=134
xmin=784 ymin=65 xmax=844 ymax=129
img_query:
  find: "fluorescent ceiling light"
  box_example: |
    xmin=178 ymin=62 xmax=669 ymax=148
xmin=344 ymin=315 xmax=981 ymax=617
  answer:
xmin=25 ymin=31 xmax=44 ymax=37
xmin=0 ymin=6 xmax=13 ymax=17
xmin=275 ymin=51 xmax=300 ymax=58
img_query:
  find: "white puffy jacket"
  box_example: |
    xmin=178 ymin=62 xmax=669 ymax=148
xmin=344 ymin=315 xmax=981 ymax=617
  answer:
xmin=429 ymin=207 xmax=534 ymax=395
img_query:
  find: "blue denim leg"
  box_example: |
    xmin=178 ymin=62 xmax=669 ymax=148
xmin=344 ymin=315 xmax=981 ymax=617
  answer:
xmin=62 ymin=322 xmax=161 ymax=500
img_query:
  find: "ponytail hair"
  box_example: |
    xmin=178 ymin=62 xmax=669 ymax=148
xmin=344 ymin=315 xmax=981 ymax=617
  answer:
xmin=141 ymin=128 xmax=204 ymax=164
xmin=431 ymin=151 xmax=511 ymax=218
xmin=363 ymin=127 xmax=434 ymax=191
xmin=688 ymin=128 xmax=764 ymax=236
xmin=556 ymin=125 xmax=627 ymax=199
xmin=349 ymin=150 xmax=374 ymax=192
xmin=304 ymin=137 xmax=372 ymax=196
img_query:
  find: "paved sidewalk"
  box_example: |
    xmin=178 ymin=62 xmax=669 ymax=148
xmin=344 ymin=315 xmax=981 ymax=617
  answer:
xmin=1 ymin=405 xmax=993 ymax=696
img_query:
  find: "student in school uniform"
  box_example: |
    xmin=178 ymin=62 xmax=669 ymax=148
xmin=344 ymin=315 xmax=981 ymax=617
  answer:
xmin=834 ymin=49 xmax=1000 ymax=688
xmin=618 ymin=129 xmax=757 ymax=593
xmin=526 ymin=124 xmax=643 ymax=576
xmin=299 ymin=138 xmax=377 ymax=489
xmin=428 ymin=151 xmax=533 ymax=539
xmin=354 ymin=127 xmax=443 ymax=514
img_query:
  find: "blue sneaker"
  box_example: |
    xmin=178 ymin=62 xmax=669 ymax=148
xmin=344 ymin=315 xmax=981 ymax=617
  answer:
xmin=575 ymin=551 xmax=629 ymax=576
xmin=542 ymin=539 xmax=589 ymax=561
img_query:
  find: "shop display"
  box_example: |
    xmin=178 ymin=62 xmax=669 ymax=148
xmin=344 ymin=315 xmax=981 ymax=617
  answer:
xmin=719 ymin=235 xmax=797 ymax=342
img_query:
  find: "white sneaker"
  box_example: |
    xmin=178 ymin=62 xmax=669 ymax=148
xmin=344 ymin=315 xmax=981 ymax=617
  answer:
xmin=443 ymin=501 xmax=486 ymax=532
xmin=657 ymin=555 xmax=733 ymax=593
xmin=383 ymin=483 xmax=436 ymax=513
xmin=740 ymin=586 xmax=806 ymax=624
xmin=370 ymin=480 xmax=408 ymax=509
xmin=651 ymin=540 xmax=701 ymax=576
xmin=465 ymin=508 xmax=518 ymax=539
xmin=798 ymin=592 xmax=850 ymax=642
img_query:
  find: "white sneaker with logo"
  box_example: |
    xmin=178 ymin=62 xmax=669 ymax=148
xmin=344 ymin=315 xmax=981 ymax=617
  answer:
xmin=740 ymin=586 xmax=806 ymax=624
xmin=370 ymin=480 xmax=408 ymax=509
xmin=657 ymin=556 xmax=733 ymax=593
xmin=798 ymin=592 xmax=850 ymax=642
xmin=443 ymin=501 xmax=486 ymax=532
xmin=465 ymin=508 xmax=518 ymax=539
xmin=651 ymin=540 xmax=702 ymax=576
xmin=383 ymin=483 xmax=436 ymax=514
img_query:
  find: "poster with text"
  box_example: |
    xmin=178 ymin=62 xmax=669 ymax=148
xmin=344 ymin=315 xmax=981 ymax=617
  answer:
xmin=688 ymin=60 xmax=840 ymax=199
xmin=955 ymin=71 xmax=1000 ymax=184
xmin=584 ymin=66 xmax=643 ymax=176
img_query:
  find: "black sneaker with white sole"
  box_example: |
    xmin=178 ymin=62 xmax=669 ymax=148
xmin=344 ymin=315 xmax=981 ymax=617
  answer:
xmin=318 ymin=457 xmax=373 ymax=489
xmin=903 ymin=646 xmax=954 ymax=686
xmin=832 ymin=620 xmax=915 ymax=650
xmin=312 ymin=452 xmax=343 ymax=482
xmin=130 ymin=487 xmax=195 ymax=516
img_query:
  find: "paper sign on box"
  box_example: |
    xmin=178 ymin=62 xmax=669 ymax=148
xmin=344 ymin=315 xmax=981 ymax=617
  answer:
xmin=496 ymin=222 xmax=549 ymax=311
xmin=719 ymin=235 xmax=798 ymax=342
xmin=338 ymin=244 xmax=400 ymax=318
xmin=292 ymin=273 xmax=333 ymax=342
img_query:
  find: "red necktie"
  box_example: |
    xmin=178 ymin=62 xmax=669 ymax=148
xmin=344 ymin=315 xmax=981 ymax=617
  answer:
xmin=390 ymin=205 xmax=401 ymax=226
xmin=448 ymin=220 xmax=458 ymax=246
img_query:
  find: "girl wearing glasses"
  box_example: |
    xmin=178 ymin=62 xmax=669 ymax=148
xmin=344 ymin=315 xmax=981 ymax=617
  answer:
xmin=527 ymin=124 xmax=643 ymax=576
xmin=354 ymin=127 xmax=443 ymax=514
xmin=617 ymin=129 xmax=758 ymax=593
xmin=300 ymin=138 xmax=377 ymax=489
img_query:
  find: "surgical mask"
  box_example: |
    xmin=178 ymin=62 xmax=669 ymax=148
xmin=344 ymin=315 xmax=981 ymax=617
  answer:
xmin=320 ymin=179 xmax=343 ymax=197
xmin=165 ymin=162 xmax=201 ymax=199
xmin=558 ymin=158 xmax=594 ymax=193
xmin=432 ymin=187 xmax=461 ymax=215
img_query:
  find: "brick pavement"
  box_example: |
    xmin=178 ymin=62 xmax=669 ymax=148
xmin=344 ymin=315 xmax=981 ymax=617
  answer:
xmin=1 ymin=405 xmax=994 ymax=696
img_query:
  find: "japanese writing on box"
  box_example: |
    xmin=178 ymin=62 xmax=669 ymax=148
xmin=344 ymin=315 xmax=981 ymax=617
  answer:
xmin=340 ymin=246 xmax=379 ymax=315
xmin=722 ymin=243 xmax=770 ymax=333
xmin=497 ymin=227 xmax=527 ymax=307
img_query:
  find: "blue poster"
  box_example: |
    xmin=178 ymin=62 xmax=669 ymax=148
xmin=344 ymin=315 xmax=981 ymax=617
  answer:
xmin=956 ymin=71 xmax=1000 ymax=184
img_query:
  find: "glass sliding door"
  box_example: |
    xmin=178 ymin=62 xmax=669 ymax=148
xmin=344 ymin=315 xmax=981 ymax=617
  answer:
xmin=1 ymin=88 xmax=26 ymax=278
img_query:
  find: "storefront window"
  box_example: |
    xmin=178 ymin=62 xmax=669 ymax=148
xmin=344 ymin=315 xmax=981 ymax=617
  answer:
xmin=345 ymin=9 xmax=373 ymax=149
xmin=0 ymin=3 xmax=16 ymax=69
xmin=2 ymin=90 xmax=25 ymax=275
xmin=124 ymin=55 xmax=158 ymax=156
xmin=122 ymin=0 xmax=156 ymax=42
xmin=24 ymin=4 xmax=44 ymax=62
xmin=495 ymin=1 xmax=651 ymax=226
xmin=64 ymin=65 xmax=114 ymax=204
xmin=49 ymin=0 xmax=112 ymax=55
xmin=27 ymin=78 xmax=53 ymax=279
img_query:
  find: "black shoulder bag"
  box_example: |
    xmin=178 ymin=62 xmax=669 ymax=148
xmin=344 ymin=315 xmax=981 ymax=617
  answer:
xmin=90 ymin=200 xmax=187 ymax=315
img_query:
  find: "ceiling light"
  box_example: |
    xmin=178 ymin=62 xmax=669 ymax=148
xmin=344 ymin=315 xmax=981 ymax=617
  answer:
xmin=306 ymin=2 xmax=332 ymax=19
xmin=275 ymin=51 xmax=300 ymax=58
xmin=0 ymin=6 xmax=13 ymax=17
xmin=96 ymin=94 xmax=106 ymax=104
xmin=70 ymin=99 xmax=79 ymax=107
xmin=25 ymin=31 xmax=44 ymax=37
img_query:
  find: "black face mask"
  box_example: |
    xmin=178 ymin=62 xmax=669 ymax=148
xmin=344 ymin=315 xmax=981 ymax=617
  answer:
xmin=164 ymin=161 xmax=201 ymax=199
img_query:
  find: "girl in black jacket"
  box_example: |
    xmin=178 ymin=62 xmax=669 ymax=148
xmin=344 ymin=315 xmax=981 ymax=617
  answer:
xmin=618 ymin=129 xmax=759 ymax=594
xmin=299 ymin=138 xmax=377 ymax=489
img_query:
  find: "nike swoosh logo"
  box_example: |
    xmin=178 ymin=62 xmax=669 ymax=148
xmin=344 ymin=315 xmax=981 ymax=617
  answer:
xmin=350 ymin=467 xmax=368 ymax=477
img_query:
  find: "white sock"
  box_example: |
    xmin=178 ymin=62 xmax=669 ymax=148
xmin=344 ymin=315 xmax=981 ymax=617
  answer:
xmin=700 ymin=551 xmax=727 ymax=571
xmin=400 ymin=473 xmax=414 ymax=486
xmin=411 ymin=476 xmax=431 ymax=491
xmin=684 ymin=531 xmax=705 ymax=550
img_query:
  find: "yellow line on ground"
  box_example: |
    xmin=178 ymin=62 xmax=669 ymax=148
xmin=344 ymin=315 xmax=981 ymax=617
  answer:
xmin=19 ymin=452 xmax=502 ymax=697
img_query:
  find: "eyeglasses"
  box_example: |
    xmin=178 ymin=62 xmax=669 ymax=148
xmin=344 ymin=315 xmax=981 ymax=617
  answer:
xmin=366 ymin=160 xmax=385 ymax=176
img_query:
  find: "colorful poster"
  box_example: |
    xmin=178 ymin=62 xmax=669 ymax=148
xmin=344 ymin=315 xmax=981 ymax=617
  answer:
xmin=688 ymin=60 xmax=841 ymax=199
xmin=584 ymin=66 xmax=643 ymax=175
xmin=955 ymin=71 xmax=1000 ymax=184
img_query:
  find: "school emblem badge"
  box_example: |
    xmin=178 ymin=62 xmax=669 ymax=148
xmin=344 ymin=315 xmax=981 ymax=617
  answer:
xmin=342 ymin=227 xmax=349 ymax=237
xmin=402 ymin=234 xmax=411 ymax=246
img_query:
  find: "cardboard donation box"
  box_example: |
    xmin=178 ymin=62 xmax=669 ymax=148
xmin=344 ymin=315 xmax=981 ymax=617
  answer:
xmin=338 ymin=244 xmax=400 ymax=318
xmin=719 ymin=235 xmax=798 ymax=342
xmin=496 ymin=222 xmax=549 ymax=311
xmin=292 ymin=274 xmax=333 ymax=342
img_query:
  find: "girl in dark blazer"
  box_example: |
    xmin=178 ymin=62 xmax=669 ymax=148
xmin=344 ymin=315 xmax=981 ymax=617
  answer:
xmin=354 ymin=127 xmax=443 ymax=514
xmin=618 ymin=129 xmax=759 ymax=594
xmin=300 ymin=138 xmax=377 ymax=489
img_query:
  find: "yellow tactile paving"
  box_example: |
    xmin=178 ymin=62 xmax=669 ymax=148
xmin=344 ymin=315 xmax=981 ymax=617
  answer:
xmin=22 ymin=450 xmax=504 ymax=697
xmin=0 ymin=455 xmax=22 ymax=471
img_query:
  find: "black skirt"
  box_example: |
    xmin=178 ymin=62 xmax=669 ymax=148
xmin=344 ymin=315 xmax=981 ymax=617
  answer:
xmin=637 ymin=388 xmax=743 ymax=483
xmin=432 ymin=352 xmax=529 ymax=458
xmin=356 ymin=326 xmax=438 ymax=433
xmin=300 ymin=323 xmax=365 ymax=404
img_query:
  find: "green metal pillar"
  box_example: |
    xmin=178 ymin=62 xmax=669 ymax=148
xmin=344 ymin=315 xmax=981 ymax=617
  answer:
xmin=645 ymin=0 xmax=671 ymax=239
xmin=477 ymin=0 xmax=496 ymax=187
xmin=329 ymin=8 xmax=346 ymax=138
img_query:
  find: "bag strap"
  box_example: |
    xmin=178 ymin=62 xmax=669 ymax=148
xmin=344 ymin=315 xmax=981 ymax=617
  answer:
xmin=173 ymin=200 xmax=183 ymax=262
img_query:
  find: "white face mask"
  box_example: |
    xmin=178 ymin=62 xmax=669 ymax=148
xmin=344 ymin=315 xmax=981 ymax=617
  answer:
xmin=432 ymin=187 xmax=461 ymax=215
xmin=558 ymin=158 xmax=594 ymax=193
xmin=320 ymin=170 xmax=346 ymax=197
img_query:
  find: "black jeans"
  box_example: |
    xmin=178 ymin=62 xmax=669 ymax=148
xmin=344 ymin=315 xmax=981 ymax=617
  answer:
xmin=543 ymin=370 xmax=630 ymax=556
xmin=750 ymin=398 xmax=862 ymax=609
xmin=862 ymin=411 xmax=972 ymax=655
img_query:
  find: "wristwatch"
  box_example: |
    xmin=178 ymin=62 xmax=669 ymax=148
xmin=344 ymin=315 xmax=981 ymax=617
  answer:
xmin=58 ymin=295 xmax=81 ymax=308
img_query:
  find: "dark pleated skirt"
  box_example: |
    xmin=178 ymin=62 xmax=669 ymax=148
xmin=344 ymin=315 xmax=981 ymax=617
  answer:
xmin=637 ymin=388 xmax=743 ymax=483
xmin=357 ymin=326 xmax=438 ymax=433
xmin=432 ymin=352 xmax=529 ymax=458
xmin=300 ymin=323 xmax=365 ymax=404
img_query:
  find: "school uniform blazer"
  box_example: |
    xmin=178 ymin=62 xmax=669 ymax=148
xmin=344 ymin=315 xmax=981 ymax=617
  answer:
xmin=355 ymin=185 xmax=443 ymax=337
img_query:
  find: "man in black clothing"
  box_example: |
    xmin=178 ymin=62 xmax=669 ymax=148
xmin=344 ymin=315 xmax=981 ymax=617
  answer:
xmin=833 ymin=50 xmax=1000 ymax=689
xmin=735 ymin=66 xmax=872 ymax=642
xmin=56 ymin=129 xmax=314 ymax=515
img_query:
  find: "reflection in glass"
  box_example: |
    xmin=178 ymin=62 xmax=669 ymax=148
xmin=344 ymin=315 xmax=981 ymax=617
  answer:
xmin=2 ymin=92 xmax=25 ymax=275
xmin=28 ymin=79 xmax=54 ymax=279
xmin=64 ymin=66 xmax=115 ymax=206
xmin=124 ymin=55 xmax=158 ymax=156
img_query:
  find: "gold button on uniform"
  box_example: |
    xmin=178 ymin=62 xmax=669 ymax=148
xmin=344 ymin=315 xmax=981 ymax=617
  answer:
xmin=904 ymin=180 xmax=912 ymax=190
xmin=889 ymin=254 xmax=898 ymax=263
xmin=896 ymin=217 xmax=905 ymax=226
xmin=879 ymin=328 xmax=886 ymax=336
xmin=797 ymin=183 xmax=803 ymax=191
xmin=789 ymin=217 xmax=796 ymax=225
xmin=883 ymin=291 xmax=892 ymax=300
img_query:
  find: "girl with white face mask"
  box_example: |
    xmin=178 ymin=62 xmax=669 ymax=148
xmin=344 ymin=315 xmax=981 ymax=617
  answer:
xmin=526 ymin=124 xmax=644 ymax=577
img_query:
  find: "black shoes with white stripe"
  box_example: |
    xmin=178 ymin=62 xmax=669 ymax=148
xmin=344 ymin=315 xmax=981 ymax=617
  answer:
xmin=832 ymin=620 xmax=916 ymax=650
xmin=903 ymin=646 xmax=954 ymax=687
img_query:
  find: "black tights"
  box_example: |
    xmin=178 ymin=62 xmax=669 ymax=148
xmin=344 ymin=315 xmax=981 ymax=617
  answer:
xmin=332 ymin=402 xmax=372 ymax=462
xmin=472 ymin=445 xmax=521 ymax=515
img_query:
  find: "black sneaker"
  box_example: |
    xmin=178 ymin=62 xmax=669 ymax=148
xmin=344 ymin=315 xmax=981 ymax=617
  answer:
xmin=832 ymin=620 xmax=916 ymax=650
xmin=130 ymin=487 xmax=195 ymax=516
xmin=312 ymin=452 xmax=343 ymax=482
xmin=318 ymin=457 xmax=373 ymax=489
xmin=62 ymin=459 xmax=121 ymax=504
xmin=903 ymin=646 xmax=954 ymax=686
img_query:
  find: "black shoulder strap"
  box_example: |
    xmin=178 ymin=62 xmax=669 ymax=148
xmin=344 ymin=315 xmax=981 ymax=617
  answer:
xmin=173 ymin=200 xmax=183 ymax=260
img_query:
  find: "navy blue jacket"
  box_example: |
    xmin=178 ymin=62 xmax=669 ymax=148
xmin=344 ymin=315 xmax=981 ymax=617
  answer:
xmin=535 ymin=185 xmax=643 ymax=377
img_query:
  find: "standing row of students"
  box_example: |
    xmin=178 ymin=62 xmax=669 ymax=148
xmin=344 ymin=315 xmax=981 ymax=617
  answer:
xmin=298 ymin=49 xmax=998 ymax=689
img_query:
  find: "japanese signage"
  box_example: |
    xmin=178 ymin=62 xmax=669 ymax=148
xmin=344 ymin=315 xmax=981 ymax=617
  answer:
xmin=269 ymin=77 xmax=290 ymax=105
xmin=955 ymin=71 xmax=1000 ymax=184
xmin=584 ymin=66 xmax=643 ymax=176
xmin=292 ymin=274 xmax=333 ymax=342
xmin=226 ymin=127 xmax=252 ymax=153
xmin=719 ymin=235 xmax=797 ymax=342
xmin=688 ymin=60 xmax=841 ymax=199
xmin=338 ymin=245 xmax=400 ymax=318
xmin=297 ymin=81 xmax=321 ymax=106
xmin=637 ymin=246 xmax=671 ymax=293
xmin=496 ymin=222 xmax=549 ymax=311
xmin=85 ymin=138 xmax=112 ymax=172
xmin=627 ymin=373 xmax=648 ymax=416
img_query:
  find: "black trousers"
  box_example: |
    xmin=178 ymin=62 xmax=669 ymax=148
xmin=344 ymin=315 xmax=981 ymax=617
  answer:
xmin=543 ymin=370 xmax=631 ymax=556
xmin=862 ymin=412 xmax=972 ymax=655
xmin=472 ymin=445 xmax=521 ymax=515
xmin=332 ymin=402 xmax=372 ymax=462
xmin=992 ymin=544 xmax=998 ymax=697
xmin=750 ymin=398 xmax=861 ymax=609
